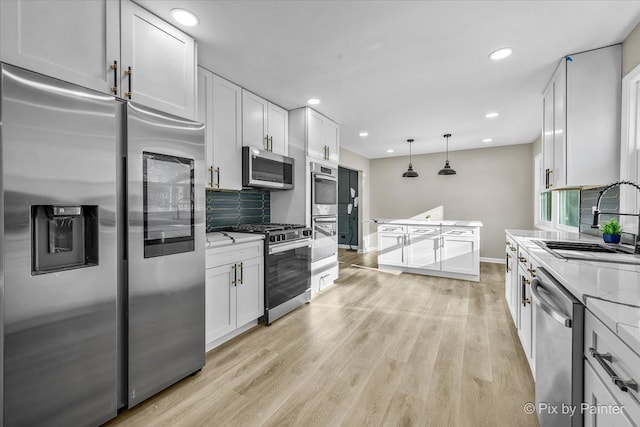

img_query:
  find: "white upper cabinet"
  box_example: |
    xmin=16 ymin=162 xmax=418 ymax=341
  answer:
xmin=121 ymin=0 xmax=197 ymax=120
xmin=267 ymin=103 xmax=289 ymax=156
xmin=198 ymin=67 xmax=242 ymax=190
xmin=0 ymin=0 xmax=120 ymax=96
xmin=306 ymin=108 xmax=340 ymax=163
xmin=542 ymin=45 xmax=621 ymax=189
xmin=0 ymin=0 xmax=197 ymax=120
xmin=242 ymin=90 xmax=288 ymax=156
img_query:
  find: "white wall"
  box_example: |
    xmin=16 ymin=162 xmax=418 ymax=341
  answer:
xmin=339 ymin=147 xmax=372 ymax=251
xmin=370 ymin=143 xmax=534 ymax=259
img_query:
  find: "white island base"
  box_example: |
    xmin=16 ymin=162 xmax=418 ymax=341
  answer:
xmin=375 ymin=219 xmax=482 ymax=282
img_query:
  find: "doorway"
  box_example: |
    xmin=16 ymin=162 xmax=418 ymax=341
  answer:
xmin=338 ymin=166 xmax=358 ymax=250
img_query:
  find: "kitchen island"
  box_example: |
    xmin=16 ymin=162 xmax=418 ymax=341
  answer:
xmin=375 ymin=219 xmax=482 ymax=281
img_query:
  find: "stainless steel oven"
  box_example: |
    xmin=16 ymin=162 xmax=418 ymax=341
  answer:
xmin=312 ymin=216 xmax=337 ymax=262
xmin=311 ymin=162 xmax=338 ymax=216
xmin=266 ymin=238 xmax=312 ymax=323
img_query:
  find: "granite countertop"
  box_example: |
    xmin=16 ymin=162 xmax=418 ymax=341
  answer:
xmin=206 ymin=232 xmax=264 ymax=248
xmin=375 ymin=219 xmax=483 ymax=227
xmin=506 ymin=229 xmax=640 ymax=355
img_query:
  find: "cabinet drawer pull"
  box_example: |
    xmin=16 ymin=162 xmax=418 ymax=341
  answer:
xmin=506 ymin=241 xmax=510 ymax=246
xmin=125 ymin=66 xmax=132 ymax=99
xmin=110 ymin=60 xmax=118 ymax=94
xmin=523 ymin=278 xmax=531 ymax=285
xmin=518 ymin=256 xmax=527 ymax=263
xmin=589 ymin=348 xmax=638 ymax=393
xmin=528 ymin=268 xmax=536 ymax=277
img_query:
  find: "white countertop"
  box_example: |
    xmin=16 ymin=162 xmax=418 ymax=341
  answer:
xmin=375 ymin=219 xmax=483 ymax=227
xmin=506 ymin=229 xmax=640 ymax=355
xmin=206 ymin=232 xmax=264 ymax=248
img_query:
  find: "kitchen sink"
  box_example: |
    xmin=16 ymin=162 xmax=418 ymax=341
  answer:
xmin=535 ymin=240 xmax=640 ymax=265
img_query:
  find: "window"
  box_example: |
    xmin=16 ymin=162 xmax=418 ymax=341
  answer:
xmin=558 ymin=190 xmax=580 ymax=228
xmin=540 ymin=192 xmax=552 ymax=223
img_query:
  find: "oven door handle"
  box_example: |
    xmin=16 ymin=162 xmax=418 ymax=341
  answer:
xmin=313 ymin=174 xmax=338 ymax=183
xmin=269 ymin=239 xmax=312 ymax=255
xmin=530 ymin=278 xmax=572 ymax=328
xmin=313 ymin=217 xmax=337 ymax=223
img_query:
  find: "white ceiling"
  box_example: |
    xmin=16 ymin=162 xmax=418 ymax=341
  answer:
xmin=139 ymin=0 xmax=640 ymax=159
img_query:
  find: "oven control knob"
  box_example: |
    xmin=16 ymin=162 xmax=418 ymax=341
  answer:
xmin=270 ymin=235 xmax=277 ymax=243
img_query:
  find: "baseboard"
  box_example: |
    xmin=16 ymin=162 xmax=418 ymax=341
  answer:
xmin=338 ymin=244 xmax=359 ymax=250
xmin=480 ymin=257 xmax=505 ymax=264
xmin=205 ymin=320 xmax=258 ymax=353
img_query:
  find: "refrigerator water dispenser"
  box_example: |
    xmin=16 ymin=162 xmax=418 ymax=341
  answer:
xmin=31 ymin=205 xmax=99 ymax=274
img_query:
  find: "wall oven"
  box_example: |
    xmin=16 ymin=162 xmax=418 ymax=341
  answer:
xmin=312 ymin=216 xmax=337 ymax=262
xmin=311 ymin=162 xmax=338 ymax=216
xmin=242 ymin=146 xmax=294 ymax=190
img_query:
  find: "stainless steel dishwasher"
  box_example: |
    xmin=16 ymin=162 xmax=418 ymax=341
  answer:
xmin=531 ymin=266 xmax=584 ymax=427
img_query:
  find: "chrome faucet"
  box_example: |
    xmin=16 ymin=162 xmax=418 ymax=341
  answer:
xmin=591 ymin=180 xmax=640 ymax=254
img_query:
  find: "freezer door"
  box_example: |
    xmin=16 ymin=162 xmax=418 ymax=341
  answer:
xmin=126 ymin=102 xmax=205 ymax=407
xmin=1 ymin=64 xmax=120 ymax=426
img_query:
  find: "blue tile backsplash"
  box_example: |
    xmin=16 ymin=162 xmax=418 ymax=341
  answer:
xmin=206 ymin=189 xmax=270 ymax=232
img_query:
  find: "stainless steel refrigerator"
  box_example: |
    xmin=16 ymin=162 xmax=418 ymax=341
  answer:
xmin=0 ymin=63 xmax=205 ymax=426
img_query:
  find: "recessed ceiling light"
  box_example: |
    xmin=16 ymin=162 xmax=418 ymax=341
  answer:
xmin=307 ymin=98 xmax=320 ymax=105
xmin=171 ymin=9 xmax=199 ymax=27
xmin=485 ymin=112 xmax=500 ymax=119
xmin=483 ymin=138 xmax=493 ymax=143
xmin=359 ymin=132 xmax=369 ymax=137
xmin=386 ymin=149 xmax=394 ymax=153
xmin=489 ymin=47 xmax=513 ymax=61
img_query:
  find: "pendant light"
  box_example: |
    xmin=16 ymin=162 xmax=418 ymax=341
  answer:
xmin=438 ymin=133 xmax=456 ymax=175
xmin=402 ymin=139 xmax=419 ymax=178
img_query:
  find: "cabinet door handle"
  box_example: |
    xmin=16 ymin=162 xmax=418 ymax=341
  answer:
xmin=506 ymin=253 xmax=511 ymax=273
xmin=110 ymin=60 xmax=118 ymax=95
xmin=269 ymin=136 xmax=273 ymax=152
xmin=589 ymin=348 xmax=638 ymax=393
xmin=239 ymin=262 xmax=244 ymax=284
xmin=264 ymin=135 xmax=269 ymax=150
xmin=208 ymin=166 xmax=214 ymax=187
xmin=547 ymin=169 xmax=553 ymax=187
xmin=326 ymin=146 xmax=330 ymax=160
xmin=125 ymin=66 xmax=132 ymax=99
xmin=215 ymin=167 xmax=220 ymax=188
xmin=521 ymin=276 xmax=527 ymax=306
xmin=231 ymin=264 xmax=237 ymax=286
xmin=545 ymin=168 xmax=549 ymax=189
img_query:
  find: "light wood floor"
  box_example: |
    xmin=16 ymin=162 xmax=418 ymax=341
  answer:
xmin=107 ymin=249 xmax=538 ymax=427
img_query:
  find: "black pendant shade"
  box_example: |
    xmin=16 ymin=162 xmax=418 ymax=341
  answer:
xmin=438 ymin=133 xmax=456 ymax=175
xmin=402 ymin=139 xmax=419 ymax=177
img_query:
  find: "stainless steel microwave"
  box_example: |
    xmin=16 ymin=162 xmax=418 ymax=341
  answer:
xmin=242 ymin=146 xmax=294 ymax=190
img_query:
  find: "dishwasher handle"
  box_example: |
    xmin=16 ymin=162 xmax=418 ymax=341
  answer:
xmin=530 ymin=278 xmax=572 ymax=328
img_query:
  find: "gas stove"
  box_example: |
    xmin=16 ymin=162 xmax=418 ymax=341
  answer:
xmin=231 ymin=223 xmax=312 ymax=244
xmin=230 ymin=223 xmax=312 ymax=324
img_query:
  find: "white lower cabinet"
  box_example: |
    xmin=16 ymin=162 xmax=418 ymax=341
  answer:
xmin=378 ymin=228 xmax=406 ymax=266
xmin=505 ymin=237 xmax=519 ymax=326
xmin=205 ymin=240 xmax=264 ymax=351
xmin=407 ymin=230 xmax=440 ymax=269
xmin=584 ymin=309 xmax=640 ymax=425
xmin=441 ymin=236 xmax=476 ymax=275
xmin=584 ymin=361 xmax=636 ymax=427
xmin=311 ymin=255 xmax=339 ymax=296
